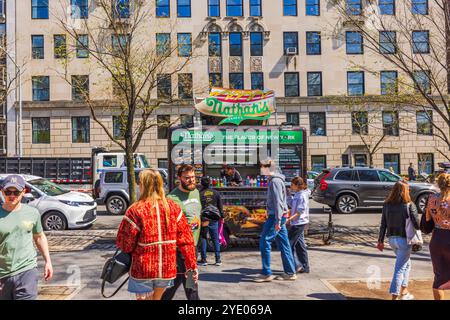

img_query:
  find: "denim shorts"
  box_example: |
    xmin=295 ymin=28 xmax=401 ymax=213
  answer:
xmin=128 ymin=278 xmax=174 ymax=294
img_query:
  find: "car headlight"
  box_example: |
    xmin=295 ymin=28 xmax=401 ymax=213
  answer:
xmin=59 ymin=200 xmax=80 ymax=207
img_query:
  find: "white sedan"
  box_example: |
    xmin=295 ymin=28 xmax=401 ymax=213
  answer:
xmin=0 ymin=174 xmax=97 ymax=231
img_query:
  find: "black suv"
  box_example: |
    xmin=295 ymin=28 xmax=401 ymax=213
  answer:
xmin=312 ymin=167 xmax=438 ymax=214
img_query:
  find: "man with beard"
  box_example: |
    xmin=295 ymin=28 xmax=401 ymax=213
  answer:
xmin=162 ymin=164 xmax=202 ymax=300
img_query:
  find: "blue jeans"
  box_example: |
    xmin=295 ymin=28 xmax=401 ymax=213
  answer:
xmin=288 ymin=224 xmax=310 ymax=272
xmin=388 ymin=237 xmax=412 ymax=295
xmin=259 ymin=215 xmax=296 ymax=276
xmin=200 ymin=220 xmax=220 ymax=262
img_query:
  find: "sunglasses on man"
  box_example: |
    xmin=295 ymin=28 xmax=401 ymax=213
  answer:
xmin=3 ymin=190 xmax=23 ymax=196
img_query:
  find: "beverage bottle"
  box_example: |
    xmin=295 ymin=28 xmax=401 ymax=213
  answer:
xmin=250 ymin=177 xmax=254 ymax=187
xmin=213 ymin=177 xmax=217 ymax=187
xmin=257 ymin=176 xmax=261 ymax=187
xmin=246 ymin=176 xmax=250 ymax=186
xmin=223 ymin=177 xmax=227 ymax=187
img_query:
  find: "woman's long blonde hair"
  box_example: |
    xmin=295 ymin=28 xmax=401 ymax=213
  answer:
xmin=138 ymin=169 xmax=170 ymax=226
xmin=437 ymin=173 xmax=450 ymax=197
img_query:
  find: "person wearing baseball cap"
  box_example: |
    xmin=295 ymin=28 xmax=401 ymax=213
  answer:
xmin=0 ymin=175 xmax=53 ymax=300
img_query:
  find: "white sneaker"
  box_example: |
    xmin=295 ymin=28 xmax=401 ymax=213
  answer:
xmin=400 ymin=293 xmax=415 ymax=300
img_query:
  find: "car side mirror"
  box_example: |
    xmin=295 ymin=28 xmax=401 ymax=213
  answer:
xmin=23 ymin=193 xmax=34 ymax=203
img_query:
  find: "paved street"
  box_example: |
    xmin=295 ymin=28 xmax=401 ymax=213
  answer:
xmin=36 ymin=201 xmax=437 ymax=300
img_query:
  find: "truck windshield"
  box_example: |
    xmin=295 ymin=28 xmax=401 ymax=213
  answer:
xmin=138 ymin=155 xmax=150 ymax=168
xmin=28 ymin=179 xmax=70 ymax=196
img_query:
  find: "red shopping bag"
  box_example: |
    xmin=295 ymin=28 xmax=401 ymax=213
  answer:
xmin=218 ymin=219 xmax=227 ymax=246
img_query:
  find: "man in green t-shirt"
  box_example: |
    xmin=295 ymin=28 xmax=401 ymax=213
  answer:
xmin=162 ymin=164 xmax=202 ymax=301
xmin=0 ymin=175 xmax=53 ymax=300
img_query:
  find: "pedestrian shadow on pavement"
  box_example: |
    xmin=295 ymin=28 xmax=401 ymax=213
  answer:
xmin=308 ymin=247 xmax=431 ymax=262
xmin=199 ymin=268 xmax=286 ymax=283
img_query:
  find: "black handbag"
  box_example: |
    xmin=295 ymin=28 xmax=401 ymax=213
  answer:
xmin=201 ymin=205 xmax=221 ymax=221
xmin=100 ymin=249 xmax=131 ymax=298
xmin=420 ymin=213 xmax=435 ymax=235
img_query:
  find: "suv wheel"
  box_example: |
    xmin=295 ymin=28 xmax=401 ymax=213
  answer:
xmin=42 ymin=211 xmax=67 ymax=231
xmin=336 ymin=195 xmax=358 ymax=214
xmin=416 ymin=193 xmax=430 ymax=214
xmin=106 ymin=195 xmax=127 ymax=215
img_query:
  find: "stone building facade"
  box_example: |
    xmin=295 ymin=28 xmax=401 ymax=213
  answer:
xmin=6 ymin=0 xmax=449 ymax=175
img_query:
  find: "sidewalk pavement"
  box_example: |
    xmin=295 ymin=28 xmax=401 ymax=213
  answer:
xmin=37 ymin=237 xmax=437 ymax=300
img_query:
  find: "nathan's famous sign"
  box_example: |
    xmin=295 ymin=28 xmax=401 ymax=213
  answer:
xmin=194 ymin=88 xmax=275 ymax=125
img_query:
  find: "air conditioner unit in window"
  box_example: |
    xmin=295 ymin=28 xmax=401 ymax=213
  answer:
xmin=286 ymin=47 xmax=297 ymax=56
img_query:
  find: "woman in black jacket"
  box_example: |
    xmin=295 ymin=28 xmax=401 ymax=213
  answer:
xmin=377 ymin=181 xmax=420 ymax=300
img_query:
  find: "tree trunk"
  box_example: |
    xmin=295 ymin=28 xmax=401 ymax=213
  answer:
xmin=368 ymin=153 xmax=374 ymax=167
xmin=125 ymin=147 xmax=137 ymax=205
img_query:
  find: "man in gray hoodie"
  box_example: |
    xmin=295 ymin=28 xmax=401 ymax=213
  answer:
xmin=254 ymin=160 xmax=297 ymax=282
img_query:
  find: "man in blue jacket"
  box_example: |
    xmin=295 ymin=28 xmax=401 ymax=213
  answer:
xmin=254 ymin=160 xmax=296 ymax=282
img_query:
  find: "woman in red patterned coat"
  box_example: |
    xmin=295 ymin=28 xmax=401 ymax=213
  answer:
xmin=116 ymin=169 xmax=198 ymax=300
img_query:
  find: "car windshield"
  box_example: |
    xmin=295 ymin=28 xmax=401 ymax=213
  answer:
xmin=378 ymin=171 xmax=401 ymax=182
xmin=28 ymin=179 xmax=70 ymax=196
xmin=137 ymin=155 xmax=150 ymax=168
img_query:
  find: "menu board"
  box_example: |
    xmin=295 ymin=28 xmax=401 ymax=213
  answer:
xmin=278 ymin=145 xmax=302 ymax=182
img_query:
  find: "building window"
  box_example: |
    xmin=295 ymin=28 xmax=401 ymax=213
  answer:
xmin=283 ymin=32 xmax=298 ymax=55
xmin=342 ymin=154 xmax=350 ymax=167
xmin=306 ymin=0 xmax=320 ymax=16
xmin=72 ymin=75 xmax=89 ymax=101
xmin=416 ymin=111 xmax=433 ymax=135
xmin=283 ymin=0 xmax=297 ymax=16
xmin=157 ymin=74 xmax=172 ymax=99
xmin=418 ymin=153 xmax=434 ymax=174
xmin=156 ymin=0 xmax=170 ymax=17
xmin=307 ymin=72 xmax=322 ymax=96
xmin=54 ymin=35 xmax=67 ymax=59
xmin=311 ymin=155 xmax=327 ymax=172
xmin=412 ymin=31 xmax=429 ymax=54
xmin=156 ymin=33 xmax=171 ymax=56
xmin=72 ymin=117 xmax=90 ymax=143
xmin=379 ymin=0 xmax=395 ymax=15
xmin=76 ymin=34 xmax=89 ymax=58
xmin=347 ymin=71 xmax=365 ymax=96
xmin=114 ymin=0 xmax=130 ymax=18
xmin=382 ymin=111 xmax=399 ymax=136
xmin=414 ymin=70 xmax=431 ymax=94
xmin=251 ymin=73 xmax=264 ymax=90
xmin=310 ymin=112 xmax=326 ymax=136
xmin=32 ymin=0 xmax=49 ymax=19
xmin=32 ymin=76 xmax=50 ymax=101
xmin=177 ymin=0 xmax=191 ymax=17
xmin=111 ymin=34 xmax=129 ymax=53
xmin=209 ymin=73 xmax=223 ymax=88
xmin=250 ymin=32 xmax=263 ymax=56
xmin=354 ymin=155 xmax=368 ymax=167
xmin=229 ymin=32 xmax=243 ymax=56
xmin=208 ymin=0 xmax=220 ymax=17
xmin=411 ymin=0 xmax=428 ymax=15
xmin=284 ymin=72 xmax=299 ymax=97
xmin=158 ymin=159 xmax=169 ymax=169
xmin=32 ymin=117 xmax=50 ymax=144
xmin=351 ymin=111 xmax=368 ymax=135
xmin=113 ymin=116 xmax=125 ymax=140
xmin=229 ymin=73 xmax=244 ymax=90
xmin=380 ymin=71 xmax=398 ymax=95
xmin=177 ymin=33 xmax=192 ymax=57
xmin=346 ymin=31 xmax=363 ymax=54
xmin=178 ymin=73 xmax=193 ymax=99
xmin=306 ymin=32 xmax=321 ymax=55
xmin=32 ymin=35 xmax=44 ymax=59
xmin=250 ymin=0 xmax=262 ymax=16
xmin=71 ymin=0 xmax=89 ymax=19
xmin=180 ymin=114 xmax=193 ymax=126
xmin=347 ymin=0 xmax=362 ymax=15
xmin=384 ymin=154 xmax=400 ymax=174
xmin=286 ymin=113 xmax=299 ymax=125
xmin=157 ymin=115 xmax=170 ymax=139
xmin=227 ymin=0 xmax=243 ymax=16
xmin=209 ymin=33 xmax=222 ymax=57
xmin=379 ymin=31 xmax=396 ymax=54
